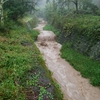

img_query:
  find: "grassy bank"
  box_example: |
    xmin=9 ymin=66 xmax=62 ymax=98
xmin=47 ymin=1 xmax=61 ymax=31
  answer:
xmin=0 ymin=21 xmax=63 ymax=100
xmin=43 ymin=24 xmax=60 ymax=37
xmin=61 ymin=44 xmax=100 ymax=86
xmin=0 ymin=24 xmax=38 ymax=99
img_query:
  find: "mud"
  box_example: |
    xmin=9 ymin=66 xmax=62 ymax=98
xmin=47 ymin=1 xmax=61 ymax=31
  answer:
xmin=35 ymin=20 xmax=100 ymax=100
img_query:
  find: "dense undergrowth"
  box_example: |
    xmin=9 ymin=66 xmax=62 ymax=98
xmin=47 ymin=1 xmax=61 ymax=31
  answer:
xmin=46 ymin=15 xmax=100 ymax=43
xmin=22 ymin=15 xmax=38 ymax=29
xmin=43 ymin=15 xmax=100 ymax=86
xmin=60 ymin=15 xmax=100 ymax=60
xmin=0 ymin=21 xmax=63 ymax=100
xmin=63 ymin=15 xmax=100 ymax=42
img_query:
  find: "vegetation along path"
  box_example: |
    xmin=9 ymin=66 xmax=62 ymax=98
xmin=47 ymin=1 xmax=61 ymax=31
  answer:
xmin=35 ymin=20 xmax=100 ymax=100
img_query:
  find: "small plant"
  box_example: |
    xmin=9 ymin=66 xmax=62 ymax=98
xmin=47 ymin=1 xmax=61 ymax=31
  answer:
xmin=38 ymin=86 xmax=54 ymax=100
xmin=26 ymin=72 xmax=40 ymax=86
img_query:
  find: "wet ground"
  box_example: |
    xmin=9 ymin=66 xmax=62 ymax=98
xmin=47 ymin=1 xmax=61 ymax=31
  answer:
xmin=35 ymin=20 xmax=100 ymax=100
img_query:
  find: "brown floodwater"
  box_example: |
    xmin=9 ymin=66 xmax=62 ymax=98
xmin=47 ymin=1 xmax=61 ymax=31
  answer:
xmin=35 ymin=20 xmax=100 ymax=100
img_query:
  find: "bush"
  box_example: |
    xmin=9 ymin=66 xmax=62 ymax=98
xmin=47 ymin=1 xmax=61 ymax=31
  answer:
xmin=0 ymin=20 xmax=22 ymax=36
xmin=63 ymin=15 xmax=100 ymax=42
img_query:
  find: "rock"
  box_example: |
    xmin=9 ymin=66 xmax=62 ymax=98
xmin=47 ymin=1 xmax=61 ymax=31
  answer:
xmin=40 ymin=42 xmax=48 ymax=46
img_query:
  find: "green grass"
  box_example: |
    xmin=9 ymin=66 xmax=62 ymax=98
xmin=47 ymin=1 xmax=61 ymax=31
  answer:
xmin=43 ymin=24 xmax=60 ymax=36
xmin=0 ymin=25 xmax=39 ymax=99
xmin=0 ymin=22 xmax=63 ymax=100
xmin=61 ymin=44 xmax=100 ymax=86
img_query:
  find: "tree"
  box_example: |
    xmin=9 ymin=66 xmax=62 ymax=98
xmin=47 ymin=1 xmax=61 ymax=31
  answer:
xmin=81 ymin=0 xmax=92 ymax=10
xmin=0 ymin=0 xmax=8 ymax=24
xmin=71 ymin=0 xmax=79 ymax=13
xmin=3 ymin=0 xmax=38 ymax=20
xmin=57 ymin=0 xmax=79 ymax=13
xmin=46 ymin=0 xmax=50 ymax=3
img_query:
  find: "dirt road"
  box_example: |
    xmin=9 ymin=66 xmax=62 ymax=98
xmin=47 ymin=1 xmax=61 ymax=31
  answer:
xmin=35 ymin=20 xmax=100 ymax=100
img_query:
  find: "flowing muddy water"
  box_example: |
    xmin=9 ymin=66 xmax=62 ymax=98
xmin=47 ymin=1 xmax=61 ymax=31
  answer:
xmin=35 ymin=20 xmax=100 ymax=100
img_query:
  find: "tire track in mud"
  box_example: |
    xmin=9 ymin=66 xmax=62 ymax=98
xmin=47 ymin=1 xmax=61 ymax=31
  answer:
xmin=34 ymin=20 xmax=100 ymax=100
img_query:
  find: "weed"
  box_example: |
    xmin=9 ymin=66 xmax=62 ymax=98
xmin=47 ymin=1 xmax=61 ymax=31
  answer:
xmin=38 ymin=86 xmax=54 ymax=100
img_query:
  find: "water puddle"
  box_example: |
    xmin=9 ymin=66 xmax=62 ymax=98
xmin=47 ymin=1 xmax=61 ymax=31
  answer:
xmin=35 ymin=20 xmax=100 ymax=100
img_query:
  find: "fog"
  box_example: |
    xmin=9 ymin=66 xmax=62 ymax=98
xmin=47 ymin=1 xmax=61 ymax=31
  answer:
xmin=37 ymin=0 xmax=100 ymax=8
xmin=93 ymin=0 xmax=100 ymax=8
xmin=38 ymin=0 xmax=46 ymax=8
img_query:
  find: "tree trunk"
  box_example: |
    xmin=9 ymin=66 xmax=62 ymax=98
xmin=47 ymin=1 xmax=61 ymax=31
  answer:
xmin=72 ymin=0 xmax=79 ymax=14
xmin=76 ymin=0 xmax=78 ymax=13
xmin=67 ymin=0 xmax=70 ymax=10
xmin=0 ymin=0 xmax=8 ymax=24
xmin=0 ymin=1 xmax=4 ymax=24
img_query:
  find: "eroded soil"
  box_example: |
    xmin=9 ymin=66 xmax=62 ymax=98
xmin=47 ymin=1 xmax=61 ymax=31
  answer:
xmin=35 ymin=20 xmax=100 ymax=100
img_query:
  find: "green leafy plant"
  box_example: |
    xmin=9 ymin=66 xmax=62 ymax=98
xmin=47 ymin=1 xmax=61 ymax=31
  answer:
xmin=38 ymin=86 xmax=54 ymax=100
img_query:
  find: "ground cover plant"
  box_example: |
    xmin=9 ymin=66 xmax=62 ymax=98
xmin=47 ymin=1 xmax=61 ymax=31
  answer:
xmin=0 ymin=22 xmax=63 ymax=100
xmin=63 ymin=15 xmax=100 ymax=42
xmin=61 ymin=43 xmax=100 ymax=86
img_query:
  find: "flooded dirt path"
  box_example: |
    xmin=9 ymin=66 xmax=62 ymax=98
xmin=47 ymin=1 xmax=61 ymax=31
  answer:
xmin=35 ymin=20 xmax=100 ymax=100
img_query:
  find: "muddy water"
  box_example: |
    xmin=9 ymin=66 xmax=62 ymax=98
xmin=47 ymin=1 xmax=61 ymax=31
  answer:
xmin=35 ymin=20 xmax=100 ymax=100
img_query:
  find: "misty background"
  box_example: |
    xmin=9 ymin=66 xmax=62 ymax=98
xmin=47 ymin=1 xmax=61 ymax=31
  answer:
xmin=37 ymin=0 xmax=100 ymax=8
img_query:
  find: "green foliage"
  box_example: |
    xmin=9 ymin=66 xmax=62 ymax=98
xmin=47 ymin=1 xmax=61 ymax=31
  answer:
xmin=26 ymin=72 xmax=40 ymax=86
xmin=44 ymin=2 xmax=100 ymax=86
xmin=0 ymin=19 xmax=23 ymax=35
xmin=43 ymin=24 xmax=60 ymax=36
xmin=64 ymin=15 xmax=100 ymax=42
xmin=44 ymin=0 xmax=100 ymax=29
xmin=0 ymin=25 xmax=34 ymax=99
xmin=29 ymin=30 xmax=39 ymax=41
xmin=4 ymin=0 xmax=37 ymax=20
xmin=61 ymin=43 xmax=100 ymax=86
xmin=0 ymin=18 xmax=64 ymax=100
xmin=44 ymin=0 xmax=100 ymax=88
xmin=81 ymin=0 xmax=99 ymax=14
xmin=38 ymin=86 xmax=54 ymax=100
xmin=28 ymin=16 xmax=38 ymax=28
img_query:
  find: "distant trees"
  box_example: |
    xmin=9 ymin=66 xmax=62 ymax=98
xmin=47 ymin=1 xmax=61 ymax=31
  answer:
xmin=0 ymin=0 xmax=38 ymax=24
xmin=44 ymin=0 xmax=100 ymax=27
xmin=71 ymin=0 xmax=93 ymax=13
xmin=46 ymin=0 xmax=50 ymax=3
xmin=45 ymin=0 xmax=99 ymax=14
xmin=93 ymin=0 xmax=100 ymax=8
xmin=4 ymin=0 xmax=38 ymax=20
xmin=0 ymin=0 xmax=8 ymax=24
